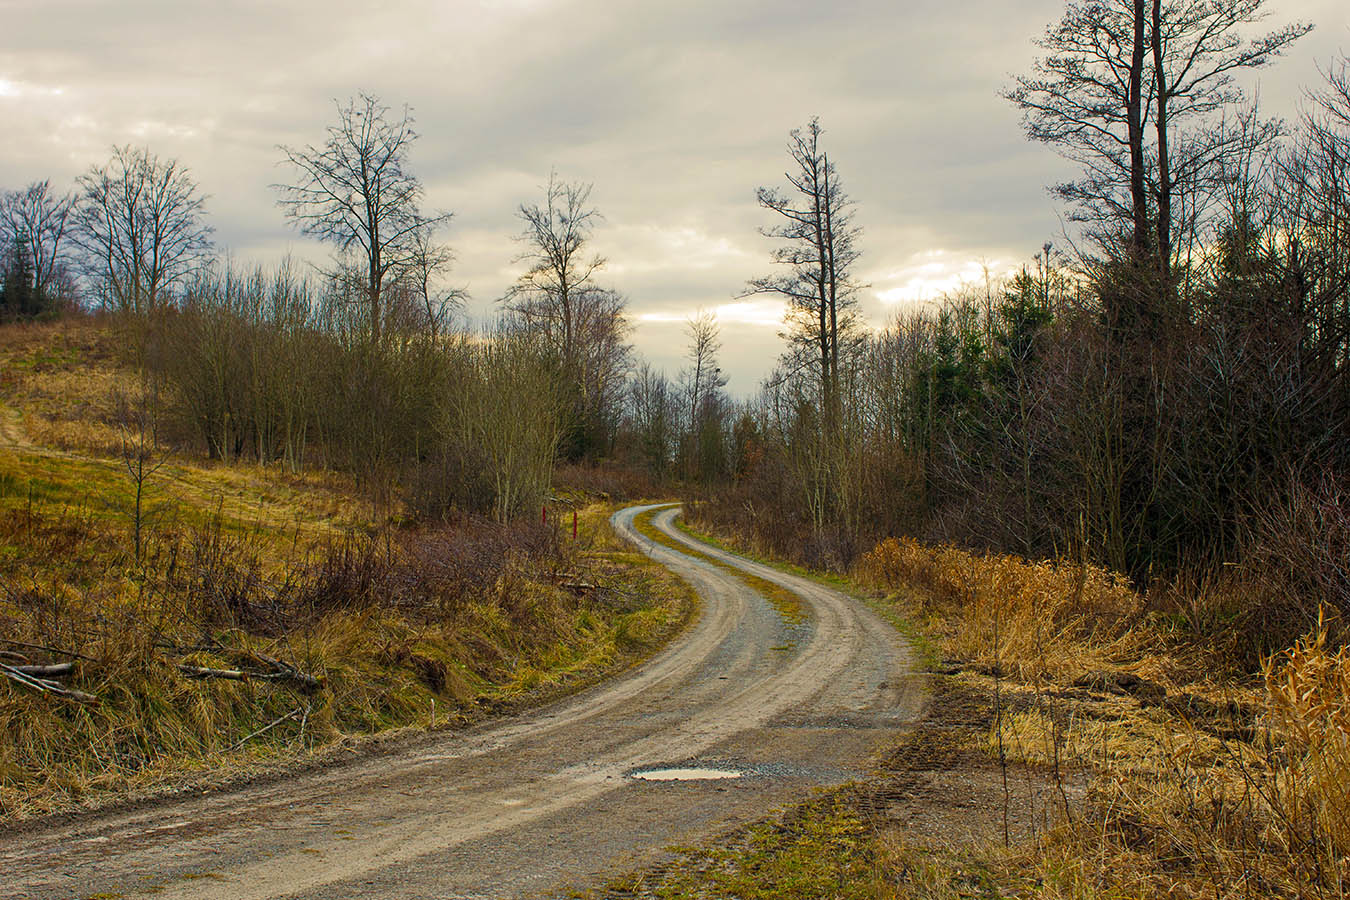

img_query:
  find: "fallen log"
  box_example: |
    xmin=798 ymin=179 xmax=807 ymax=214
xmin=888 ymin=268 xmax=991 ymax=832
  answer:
xmin=175 ymin=662 xmax=322 ymax=692
xmin=0 ymin=662 xmax=97 ymax=703
xmin=10 ymin=662 xmax=76 ymax=678
xmin=176 ymin=664 xmax=254 ymax=681
xmin=250 ymin=653 xmax=323 ymax=692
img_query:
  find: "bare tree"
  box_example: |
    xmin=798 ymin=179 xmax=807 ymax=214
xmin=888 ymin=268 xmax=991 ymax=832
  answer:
xmin=503 ymin=173 xmax=631 ymax=458
xmin=0 ymin=180 xmax=74 ymax=305
xmin=72 ymin=146 xmax=213 ymax=314
xmin=684 ymin=308 xmax=724 ymax=430
xmin=402 ymin=226 xmax=465 ymax=339
xmin=503 ymin=172 xmax=606 ymax=362
xmin=680 ymin=309 xmax=728 ymax=485
xmin=748 ymin=118 xmax=862 ymax=415
xmin=115 ymin=383 xmax=171 ymax=565
xmin=1005 ymin=0 xmax=1309 ymax=304
xmin=275 ymin=94 xmax=449 ymax=344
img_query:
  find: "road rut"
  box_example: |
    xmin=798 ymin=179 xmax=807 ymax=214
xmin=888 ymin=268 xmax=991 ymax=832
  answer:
xmin=0 ymin=504 xmax=923 ymax=899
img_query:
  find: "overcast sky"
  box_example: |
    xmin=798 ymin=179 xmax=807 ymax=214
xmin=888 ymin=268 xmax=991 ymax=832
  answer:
xmin=2 ymin=0 xmax=1345 ymax=390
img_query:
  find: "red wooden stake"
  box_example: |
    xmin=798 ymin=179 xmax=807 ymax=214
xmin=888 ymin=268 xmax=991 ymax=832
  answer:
xmin=542 ymin=505 xmax=547 ymax=525
xmin=572 ymin=510 xmax=578 ymax=540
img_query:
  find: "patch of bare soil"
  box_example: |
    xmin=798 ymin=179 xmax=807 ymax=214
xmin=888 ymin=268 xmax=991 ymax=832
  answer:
xmin=0 ymin=404 xmax=31 ymax=449
xmin=863 ymin=674 xmax=1086 ymax=850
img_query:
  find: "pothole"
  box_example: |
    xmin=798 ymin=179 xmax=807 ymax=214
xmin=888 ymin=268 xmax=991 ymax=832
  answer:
xmin=629 ymin=767 xmax=743 ymax=781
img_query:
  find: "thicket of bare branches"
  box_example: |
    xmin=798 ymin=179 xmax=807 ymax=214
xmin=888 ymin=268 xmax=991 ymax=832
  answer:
xmin=692 ymin=50 xmax=1350 ymax=649
xmin=70 ymin=146 xmax=213 ymax=316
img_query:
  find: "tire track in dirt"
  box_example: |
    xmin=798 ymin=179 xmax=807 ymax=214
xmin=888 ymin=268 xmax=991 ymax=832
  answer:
xmin=0 ymin=503 xmax=923 ymax=900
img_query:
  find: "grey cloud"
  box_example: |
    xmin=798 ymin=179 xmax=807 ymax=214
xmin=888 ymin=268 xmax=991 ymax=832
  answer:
xmin=2 ymin=0 xmax=1343 ymax=391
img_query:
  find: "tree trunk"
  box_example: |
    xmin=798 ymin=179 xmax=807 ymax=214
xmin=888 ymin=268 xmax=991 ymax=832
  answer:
xmin=1151 ymin=0 xmax=1173 ymax=296
xmin=1128 ymin=0 xmax=1151 ymax=268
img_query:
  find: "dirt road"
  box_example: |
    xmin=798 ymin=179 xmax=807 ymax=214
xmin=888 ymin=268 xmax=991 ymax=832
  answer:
xmin=0 ymin=504 xmax=922 ymax=900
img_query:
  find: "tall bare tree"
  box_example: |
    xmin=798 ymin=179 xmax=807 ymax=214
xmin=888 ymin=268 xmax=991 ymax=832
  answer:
xmin=748 ymin=118 xmax=862 ymax=414
xmin=1005 ymin=0 xmax=1309 ymax=310
xmin=504 ymin=173 xmax=631 ymax=458
xmin=503 ymin=173 xmax=606 ymax=361
xmin=1149 ymin=0 xmax=1310 ymax=286
xmin=275 ymin=94 xmax=449 ymax=343
xmin=72 ymin=146 xmax=213 ymax=314
xmin=1 ymin=180 xmax=74 ymax=306
xmin=684 ymin=308 xmax=724 ymax=427
xmin=681 ymin=309 xmax=728 ymax=485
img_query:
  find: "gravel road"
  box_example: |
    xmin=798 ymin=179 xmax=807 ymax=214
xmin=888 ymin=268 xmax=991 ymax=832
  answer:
xmin=0 ymin=504 xmax=923 ymax=900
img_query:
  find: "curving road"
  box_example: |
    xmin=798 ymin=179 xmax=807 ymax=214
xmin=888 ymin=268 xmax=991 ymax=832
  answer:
xmin=0 ymin=504 xmax=922 ymax=900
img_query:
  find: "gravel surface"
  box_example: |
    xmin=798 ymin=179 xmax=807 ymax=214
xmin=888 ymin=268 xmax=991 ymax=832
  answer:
xmin=0 ymin=504 xmax=923 ymax=900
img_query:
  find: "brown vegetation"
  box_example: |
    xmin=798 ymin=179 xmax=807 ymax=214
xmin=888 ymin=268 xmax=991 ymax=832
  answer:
xmin=632 ymin=515 xmax=1349 ymax=898
xmin=856 ymin=533 xmax=1350 ymax=897
xmin=0 ymin=319 xmax=689 ymax=821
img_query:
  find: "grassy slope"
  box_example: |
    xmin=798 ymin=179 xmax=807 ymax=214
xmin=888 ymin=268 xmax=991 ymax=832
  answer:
xmin=0 ymin=319 xmax=694 ymax=821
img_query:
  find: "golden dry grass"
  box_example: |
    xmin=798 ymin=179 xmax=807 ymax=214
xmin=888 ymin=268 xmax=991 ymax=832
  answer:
xmin=0 ymin=319 xmax=694 ymax=822
xmin=861 ymin=537 xmax=1148 ymax=680
xmin=858 ymin=536 xmax=1350 ymax=899
xmin=0 ymin=498 xmax=691 ymax=822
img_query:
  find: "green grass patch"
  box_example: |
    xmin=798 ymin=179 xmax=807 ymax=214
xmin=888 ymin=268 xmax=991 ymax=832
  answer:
xmin=586 ymin=790 xmax=890 ymax=900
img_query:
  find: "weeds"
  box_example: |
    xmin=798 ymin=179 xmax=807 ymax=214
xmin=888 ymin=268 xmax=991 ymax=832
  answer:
xmin=0 ymin=497 xmax=688 ymax=821
xmin=857 ymin=534 xmax=1350 ymax=898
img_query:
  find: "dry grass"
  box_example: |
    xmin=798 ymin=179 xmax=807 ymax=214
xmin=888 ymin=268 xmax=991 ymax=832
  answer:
xmin=861 ymin=536 xmax=1145 ymax=681
xmin=857 ymin=536 xmax=1350 ymax=899
xmin=1266 ymin=626 xmax=1350 ymax=873
xmin=0 ymin=316 xmax=129 ymax=456
xmin=0 ymin=499 xmax=691 ymax=822
xmin=0 ymin=319 xmax=694 ymax=822
xmin=613 ymin=517 xmax=1349 ymax=899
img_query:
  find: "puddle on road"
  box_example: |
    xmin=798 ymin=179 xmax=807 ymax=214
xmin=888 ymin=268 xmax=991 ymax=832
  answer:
xmin=629 ymin=767 xmax=743 ymax=782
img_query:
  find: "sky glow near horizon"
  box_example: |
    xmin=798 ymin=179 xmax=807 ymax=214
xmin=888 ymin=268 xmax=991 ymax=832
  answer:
xmin=1 ymin=0 xmax=1345 ymax=392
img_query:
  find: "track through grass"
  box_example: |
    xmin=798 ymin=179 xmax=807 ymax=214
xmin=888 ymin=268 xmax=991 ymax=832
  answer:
xmin=630 ymin=506 xmax=806 ymax=628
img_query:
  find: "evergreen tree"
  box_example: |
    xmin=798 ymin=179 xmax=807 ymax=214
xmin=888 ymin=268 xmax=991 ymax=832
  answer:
xmin=0 ymin=235 xmax=37 ymax=319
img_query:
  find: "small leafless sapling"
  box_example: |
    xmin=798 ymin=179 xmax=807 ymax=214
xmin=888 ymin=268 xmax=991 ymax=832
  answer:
xmin=116 ymin=384 xmax=172 ymax=565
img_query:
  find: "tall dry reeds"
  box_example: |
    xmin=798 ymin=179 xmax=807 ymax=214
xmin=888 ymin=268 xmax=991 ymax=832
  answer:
xmin=861 ymin=529 xmax=1350 ymax=897
xmin=1265 ymin=622 xmax=1350 ymax=872
xmin=860 ymin=536 xmax=1142 ymax=679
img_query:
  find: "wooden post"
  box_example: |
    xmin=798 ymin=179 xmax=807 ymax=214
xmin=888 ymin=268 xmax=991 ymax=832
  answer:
xmin=542 ymin=505 xmax=547 ymax=525
xmin=572 ymin=510 xmax=578 ymax=540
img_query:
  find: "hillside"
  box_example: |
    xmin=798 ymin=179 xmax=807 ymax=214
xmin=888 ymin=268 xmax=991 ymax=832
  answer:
xmin=0 ymin=317 xmax=691 ymax=821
